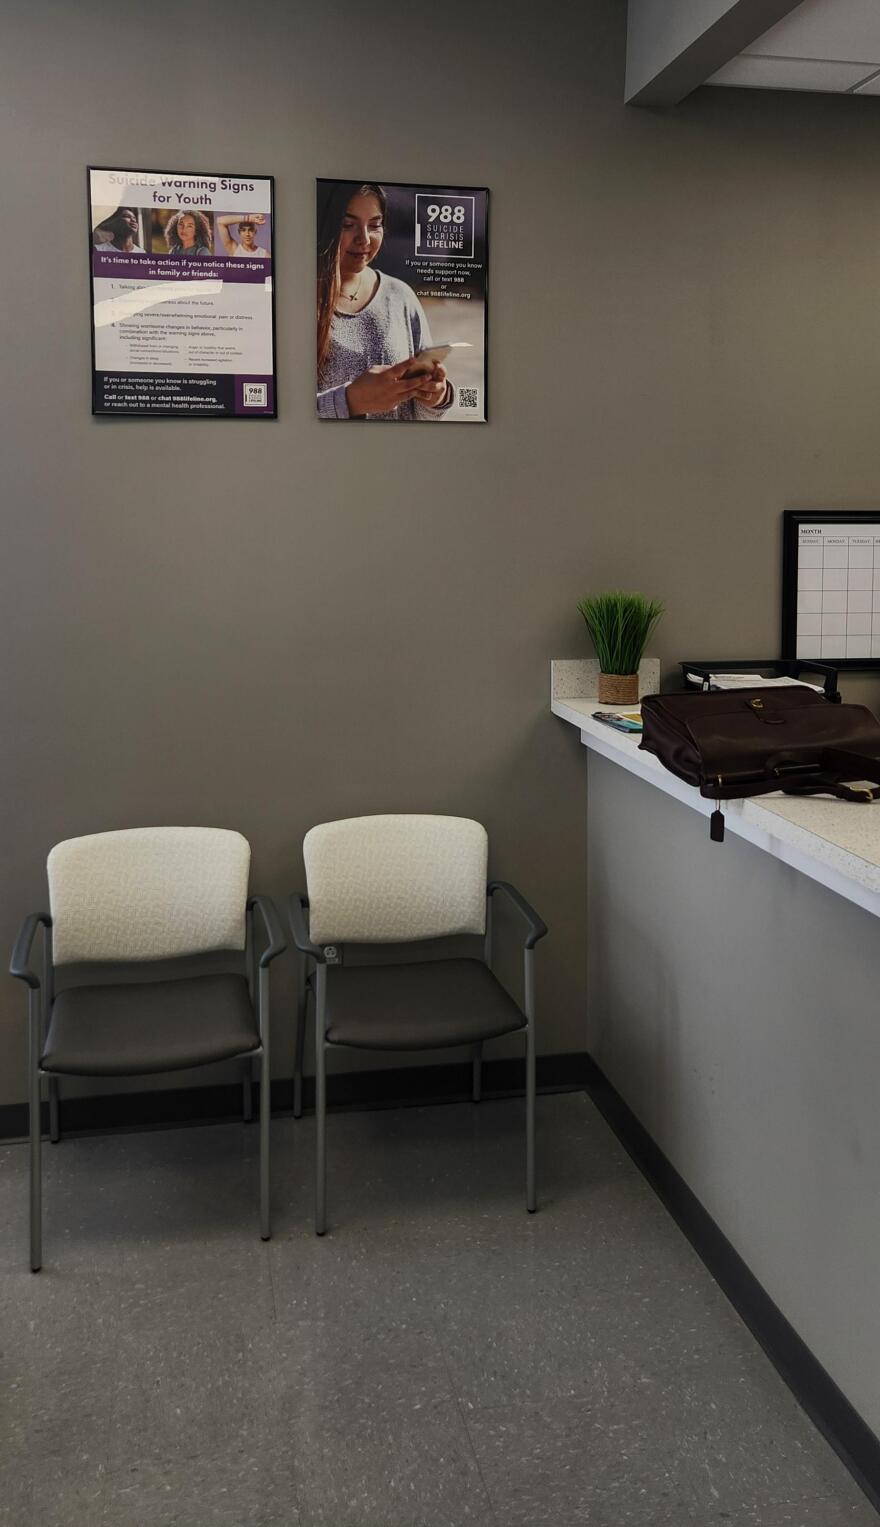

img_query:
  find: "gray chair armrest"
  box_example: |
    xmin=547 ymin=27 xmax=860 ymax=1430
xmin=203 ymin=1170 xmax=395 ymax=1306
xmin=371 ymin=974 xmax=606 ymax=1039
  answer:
xmin=487 ymin=882 xmax=547 ymax=949
xmin=9 ymin=912 xmax=52 ymax=989
xmin=288 ymin=894 xmax=326 ymax=963
xmin=247 ymin=896 xmax=286 ymax=967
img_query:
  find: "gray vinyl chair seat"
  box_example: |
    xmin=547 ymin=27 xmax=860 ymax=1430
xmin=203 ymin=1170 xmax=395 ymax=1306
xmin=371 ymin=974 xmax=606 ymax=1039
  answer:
xmin=41 ymin=973 xmax=260 ymax=1076
xmin=320 ymin=958 xmax=527 ymax=1052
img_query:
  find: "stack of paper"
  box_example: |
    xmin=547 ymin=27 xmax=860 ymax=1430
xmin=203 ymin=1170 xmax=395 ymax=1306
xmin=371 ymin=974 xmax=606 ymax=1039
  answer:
xmin=686 ymin=673 xmax=823 ymax=693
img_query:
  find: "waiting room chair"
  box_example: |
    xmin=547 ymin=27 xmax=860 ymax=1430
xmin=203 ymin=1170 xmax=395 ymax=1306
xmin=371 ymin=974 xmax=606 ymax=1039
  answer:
xmin=288 ymin=814 xmax=547 ymax=1234
xmin=9 ymin=826 xmax=285 ymax=1271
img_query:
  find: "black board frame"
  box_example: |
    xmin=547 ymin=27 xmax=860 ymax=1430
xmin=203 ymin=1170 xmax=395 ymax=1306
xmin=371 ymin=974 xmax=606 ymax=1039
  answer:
xmin=782 ymin=510 xmax=880 ymax=670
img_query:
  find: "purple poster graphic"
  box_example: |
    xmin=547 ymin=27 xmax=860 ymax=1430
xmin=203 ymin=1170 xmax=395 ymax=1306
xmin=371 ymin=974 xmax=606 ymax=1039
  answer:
xmin=89 ymin=167 xmax=276 ymax=419
xmin=316 ymin=178 xmax=488 ymax=423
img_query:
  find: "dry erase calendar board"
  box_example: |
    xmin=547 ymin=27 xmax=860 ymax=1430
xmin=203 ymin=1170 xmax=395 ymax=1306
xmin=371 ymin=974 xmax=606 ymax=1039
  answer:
xmin=782 ymin=511 xmax=880 ymax=667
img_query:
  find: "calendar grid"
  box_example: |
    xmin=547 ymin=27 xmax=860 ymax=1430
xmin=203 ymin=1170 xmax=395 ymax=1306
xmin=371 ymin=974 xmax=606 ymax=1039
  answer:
xmin=792 ymin=521 xmax=880 ymax=662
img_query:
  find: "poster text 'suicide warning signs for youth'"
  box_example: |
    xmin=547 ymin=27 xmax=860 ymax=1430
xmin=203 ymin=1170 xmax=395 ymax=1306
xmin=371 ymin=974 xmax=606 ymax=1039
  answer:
xmin=88 ymin=166 xmax=276 ymax=419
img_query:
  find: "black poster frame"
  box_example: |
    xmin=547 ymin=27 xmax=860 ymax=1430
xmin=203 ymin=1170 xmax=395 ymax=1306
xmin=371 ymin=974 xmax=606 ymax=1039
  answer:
xmin=315 ymin=176 xmax=489 ymax=424
xmin=87 ymin=164 xmax=278 ymax=420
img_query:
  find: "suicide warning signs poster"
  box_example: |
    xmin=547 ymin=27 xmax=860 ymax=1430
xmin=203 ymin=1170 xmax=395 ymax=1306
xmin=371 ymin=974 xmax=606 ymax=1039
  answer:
xmin=88 ymin=166 xmax=276 ymax=418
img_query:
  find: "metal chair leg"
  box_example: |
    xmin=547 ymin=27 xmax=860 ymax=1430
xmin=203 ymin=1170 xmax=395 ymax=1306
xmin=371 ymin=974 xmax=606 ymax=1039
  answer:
xmin=43 ymin=933 xmax=58 ymax=1144
xmin=524 ymin=948 xmax=536 ymax=1214
xmin=259 ymin=970 xmax=271 ymax=1241
xmin=526 ymin=1023 xmax=536 ymax=1213
xmin=241 ymin=1059 xmax=253 ymax=1123
xmin=315 ymin=965 xmax=327 ymax=1235
xmin=48 ymin=1077 xmax=60 ymax=1143
xmin=294 ymin=960 xmax=307 ymax=1120
xmin=472 ymin=1043 xmax=483 ymax=1103
xmin=259 ymin=1051 xmax=271 ymax=1241
xmin=29 ymin=993 xmax=42 ymax=1272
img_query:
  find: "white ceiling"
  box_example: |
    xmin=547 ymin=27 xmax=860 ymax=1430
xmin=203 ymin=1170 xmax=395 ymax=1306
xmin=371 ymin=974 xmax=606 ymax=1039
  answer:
xmin=707 ymin=0 xmax=880 ymax=95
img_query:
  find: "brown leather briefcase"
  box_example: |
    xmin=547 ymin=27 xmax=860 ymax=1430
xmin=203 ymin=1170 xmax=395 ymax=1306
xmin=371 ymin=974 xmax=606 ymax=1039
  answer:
xmin=639 ymin=687 xmax=880 ymax=840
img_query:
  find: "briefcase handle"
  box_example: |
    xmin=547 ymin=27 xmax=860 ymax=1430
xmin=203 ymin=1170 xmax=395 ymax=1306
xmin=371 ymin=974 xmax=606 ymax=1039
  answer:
xmin=770 ymin=746 xmax=880 ymax=803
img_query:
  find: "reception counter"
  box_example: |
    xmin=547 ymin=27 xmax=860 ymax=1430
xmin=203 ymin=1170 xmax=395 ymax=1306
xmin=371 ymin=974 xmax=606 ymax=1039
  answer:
xmin=554 ymin=693 xmax=880 ymax=1449
xmin=553 ymin=695 xmax=880 ymax=918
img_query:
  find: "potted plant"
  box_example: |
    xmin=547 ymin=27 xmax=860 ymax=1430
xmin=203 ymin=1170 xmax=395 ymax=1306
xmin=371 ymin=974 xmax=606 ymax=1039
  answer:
xmin=577 ymin=590 xmax=664 ymax=705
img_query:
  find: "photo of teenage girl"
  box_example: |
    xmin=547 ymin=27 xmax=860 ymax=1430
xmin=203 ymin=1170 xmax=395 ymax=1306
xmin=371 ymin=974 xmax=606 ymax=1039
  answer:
xmin=316 ymin=180 xmax=453 ymax=421
xmin=158 ymin=210 xmax=214 ymax=258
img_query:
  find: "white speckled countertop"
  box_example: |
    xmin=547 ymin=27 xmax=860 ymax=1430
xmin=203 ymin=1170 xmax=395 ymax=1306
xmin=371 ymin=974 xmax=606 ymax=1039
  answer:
xmin=552 ymin=696 xmax=880 ymax=919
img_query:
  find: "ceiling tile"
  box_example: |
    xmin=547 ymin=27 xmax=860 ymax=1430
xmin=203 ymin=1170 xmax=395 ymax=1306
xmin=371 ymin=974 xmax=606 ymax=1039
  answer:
xmin=745 ymin=0 xmax=880 ymax=64
xmin=707 ymin=55 xmax=879 ymax=92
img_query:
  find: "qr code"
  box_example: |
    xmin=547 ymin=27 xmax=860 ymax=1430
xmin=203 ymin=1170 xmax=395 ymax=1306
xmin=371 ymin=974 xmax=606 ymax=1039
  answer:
xmin=243 ymin=383 xmax=267 ymax=407
xmin=459 ymin=388 xmax=479 ymax=409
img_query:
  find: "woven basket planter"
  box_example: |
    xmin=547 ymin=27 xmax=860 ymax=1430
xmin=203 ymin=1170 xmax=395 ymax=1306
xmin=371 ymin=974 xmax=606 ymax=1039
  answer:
xmin=597 ymin=672 xmax=639 ymax=705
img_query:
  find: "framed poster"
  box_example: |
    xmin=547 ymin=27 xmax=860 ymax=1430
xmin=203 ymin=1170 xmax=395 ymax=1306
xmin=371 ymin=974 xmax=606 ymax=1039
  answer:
xmin=88 ymin=166 xmax=276 ymax=418
xmin=782 ymin=510 xmax=880 ymax=666
xmin=316 ymin=178 xmax=488 ymax=423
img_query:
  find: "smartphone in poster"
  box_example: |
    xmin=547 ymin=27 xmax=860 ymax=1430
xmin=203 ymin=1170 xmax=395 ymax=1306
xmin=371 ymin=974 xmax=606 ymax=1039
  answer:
xmin=88 ymin=166 xmax=276 ymax=418
xmin=316 ymin=179 xmax=488 ymax=423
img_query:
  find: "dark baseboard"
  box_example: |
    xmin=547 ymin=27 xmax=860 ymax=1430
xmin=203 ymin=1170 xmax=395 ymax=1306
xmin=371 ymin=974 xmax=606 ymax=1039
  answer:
xmin=581 ymin=1054 xmax=880 ymax=1516
xmin=0 ymin=1050 xmax=589 ymax=1143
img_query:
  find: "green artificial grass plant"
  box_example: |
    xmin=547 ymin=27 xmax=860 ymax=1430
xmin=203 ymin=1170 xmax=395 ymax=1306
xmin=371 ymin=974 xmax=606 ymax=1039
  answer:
xmin=577 ymin=590 xmax=664 ymax=675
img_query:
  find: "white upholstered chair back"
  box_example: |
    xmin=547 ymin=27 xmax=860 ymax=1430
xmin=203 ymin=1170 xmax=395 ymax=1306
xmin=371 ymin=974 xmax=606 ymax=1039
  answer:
xmin=47 ymin=827 xmax=251 ymax=964
xmin=303 ymin=815 xmax=488 ymax=944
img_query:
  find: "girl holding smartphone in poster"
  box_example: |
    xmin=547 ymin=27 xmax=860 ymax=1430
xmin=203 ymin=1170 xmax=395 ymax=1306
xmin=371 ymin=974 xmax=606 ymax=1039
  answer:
xmin=316 ymin=181 xmax=453 ymax=421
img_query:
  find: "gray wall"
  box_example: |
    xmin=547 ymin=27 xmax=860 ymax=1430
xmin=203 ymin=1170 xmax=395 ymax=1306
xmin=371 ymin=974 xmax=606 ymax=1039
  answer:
xmin=587 ymin=751 xmax=880 ymax=1432
xmin=2 ymin=0 xmax=880 ymax=1108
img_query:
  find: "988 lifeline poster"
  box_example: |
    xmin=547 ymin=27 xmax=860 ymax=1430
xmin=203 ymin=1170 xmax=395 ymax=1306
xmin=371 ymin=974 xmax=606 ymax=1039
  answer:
xmin=316 ymin=179 xmax=488 ymax=423
xmin=88 ymin=166 xmax=276 ymax=418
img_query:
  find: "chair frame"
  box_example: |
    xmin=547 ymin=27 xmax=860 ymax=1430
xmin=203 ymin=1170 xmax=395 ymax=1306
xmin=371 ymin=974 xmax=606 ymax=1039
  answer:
xmin=289 ymin=881 xmax=547 ymax=1235
xmin=10 ymin=895 xmax=284 ymax=1272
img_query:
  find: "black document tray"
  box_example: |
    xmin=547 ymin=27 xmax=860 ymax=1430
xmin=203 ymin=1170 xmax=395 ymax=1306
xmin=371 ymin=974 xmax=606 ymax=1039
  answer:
xmin=679 ymin=659 xmax=840 ymax=701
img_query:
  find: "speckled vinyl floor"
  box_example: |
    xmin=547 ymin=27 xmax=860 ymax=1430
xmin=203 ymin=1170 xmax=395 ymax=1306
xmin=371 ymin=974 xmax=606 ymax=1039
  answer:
xmin=0 ymin=1092 xmax=877 ymax=1527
